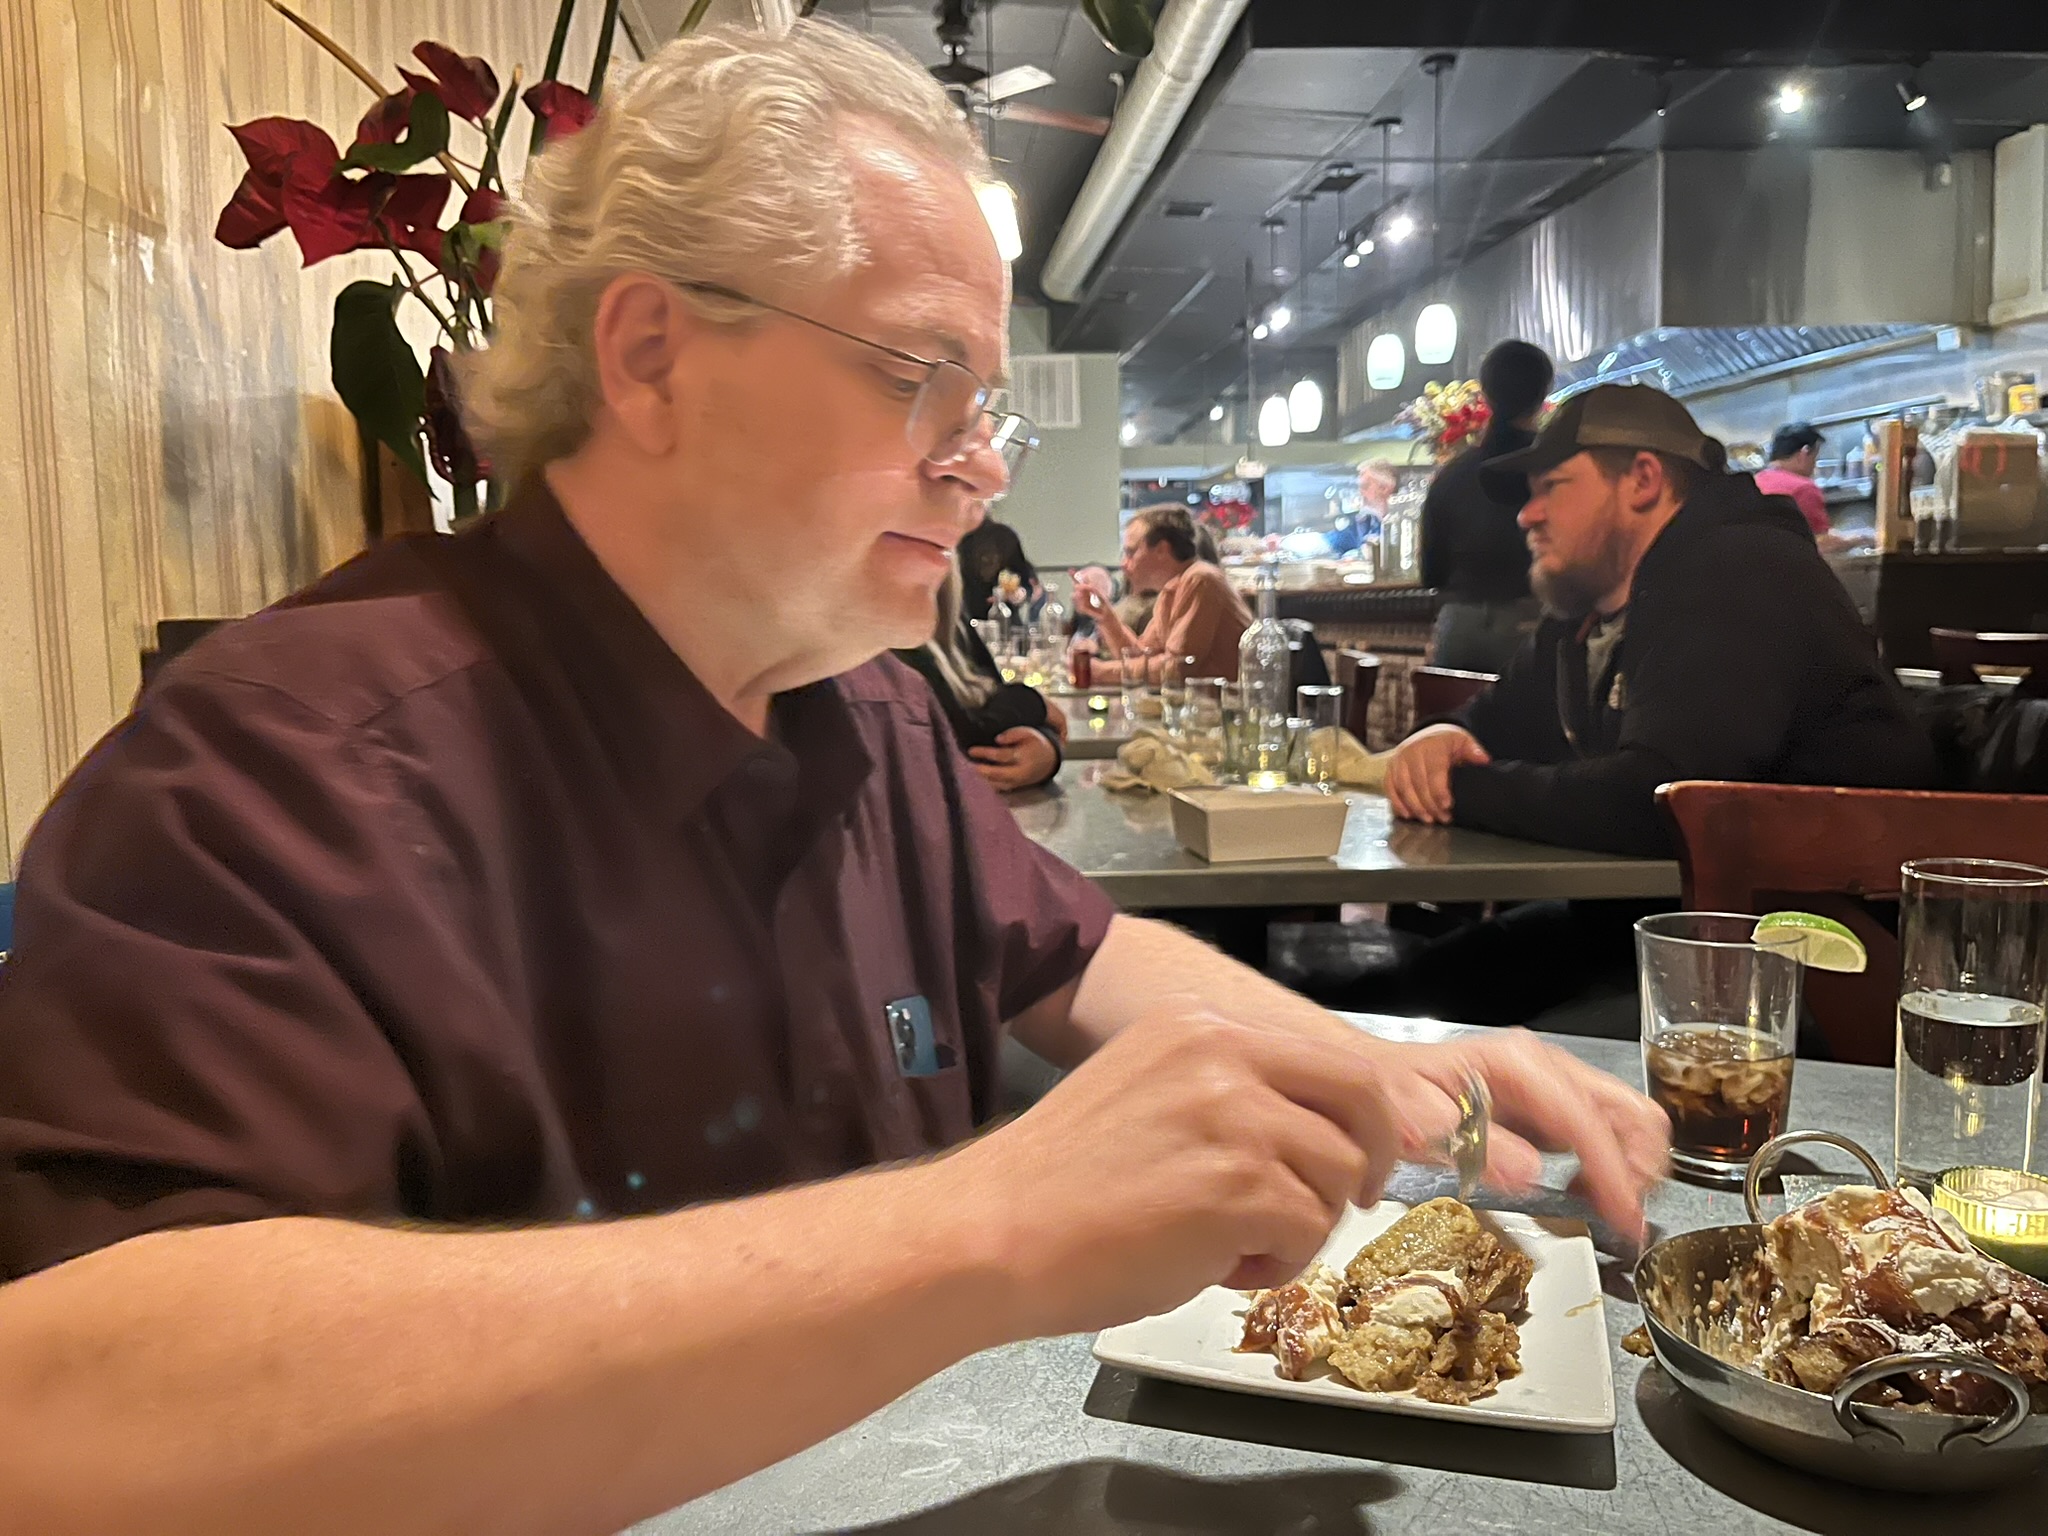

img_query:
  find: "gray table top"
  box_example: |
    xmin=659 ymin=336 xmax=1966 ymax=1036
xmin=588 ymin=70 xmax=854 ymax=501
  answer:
xmin=1043 ymin=692 xmax=1138 ymax=761
xmin=644 ymin=1018 xmax=2041 ymax=1536
xmin=1011 ymin=762 xmax=1682 ymax=908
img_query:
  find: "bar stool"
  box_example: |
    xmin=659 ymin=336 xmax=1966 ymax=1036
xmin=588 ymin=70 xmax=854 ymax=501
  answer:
xmin=1930 ymin=629 xmax=2048 ymax=698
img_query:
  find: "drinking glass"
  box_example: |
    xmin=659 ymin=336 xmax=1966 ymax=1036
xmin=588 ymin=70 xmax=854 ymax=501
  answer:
xmin=1182 ymin=678 xmax=1226 ymax=764
xmin=1119 ymin=647 xmax=1147 ymax=722
xmin=1636 ymin=913 xmax=1803 ymax=1184
xmin=1159 ymin=654 xmax=1196 ymax=740
xmin=1895 ymin=859 xmax=2048 ymax=1192
xmin=970 ymin=619 xmax=1002 ymax=659
xmin=1296 ymin=685 xmax=1345 ymax=793
xmin=1217 ymin=682 xmax=1248 ymax=782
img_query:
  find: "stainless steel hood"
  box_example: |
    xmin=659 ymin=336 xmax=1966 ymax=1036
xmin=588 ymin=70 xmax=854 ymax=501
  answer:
xmin=1338 ymin=147 xmax=1993 ymax=432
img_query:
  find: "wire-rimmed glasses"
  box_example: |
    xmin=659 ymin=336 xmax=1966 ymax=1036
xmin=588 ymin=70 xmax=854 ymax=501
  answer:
xmin=677 ymin=281 xmax=1038 ymax=479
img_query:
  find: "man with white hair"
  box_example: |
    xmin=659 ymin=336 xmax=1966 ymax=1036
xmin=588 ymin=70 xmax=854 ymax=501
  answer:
xmin=0 ymin=22 xmax=1665 ymax=1532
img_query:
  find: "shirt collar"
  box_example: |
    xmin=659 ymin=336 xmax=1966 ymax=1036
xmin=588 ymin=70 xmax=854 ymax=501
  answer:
xmin=477 ymin=479 xmax=873 ymax=826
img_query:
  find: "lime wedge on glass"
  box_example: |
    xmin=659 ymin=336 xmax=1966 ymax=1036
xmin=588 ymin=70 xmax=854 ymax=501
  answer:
xmin=1753 ymin=911 xmax=1868 ymax=972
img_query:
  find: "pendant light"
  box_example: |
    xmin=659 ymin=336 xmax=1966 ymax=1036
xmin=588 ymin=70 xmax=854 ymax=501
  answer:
xmin=1366 ymin=332 xmax=1406 ymax=391
xmin=1414 ymin=55 xmax=1458 ymax=367
xmin=1285 ymin=199 xmax=1320 ymax=435
xmin=1258 ymin=393 xmax=1293 ymax=447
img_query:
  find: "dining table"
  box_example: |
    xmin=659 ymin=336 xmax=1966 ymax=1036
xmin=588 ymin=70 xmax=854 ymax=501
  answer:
xmin=1040 ymin=691 xmax=1141 ymax=761
xmin=644 ymin=1014 xmax=2037 ymax=1534
xmin=1011 ymin=761 xmax=1683 ymax=908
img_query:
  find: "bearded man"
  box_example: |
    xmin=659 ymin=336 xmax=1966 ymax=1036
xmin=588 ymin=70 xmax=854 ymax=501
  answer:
xmin=1385 ymin=383 xmax=1934 ymax=856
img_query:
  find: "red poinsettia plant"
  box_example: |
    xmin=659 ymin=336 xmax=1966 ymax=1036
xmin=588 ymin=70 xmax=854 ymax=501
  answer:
xmin=1199 ymin=498 xmax=1257 ymax=536
xmin=214 ymin=0 xmax=628 ymax=519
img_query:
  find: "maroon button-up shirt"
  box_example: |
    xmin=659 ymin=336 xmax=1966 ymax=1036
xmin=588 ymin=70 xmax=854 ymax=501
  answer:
xmin=0 ymin=486 xmax=1113 ymax=1278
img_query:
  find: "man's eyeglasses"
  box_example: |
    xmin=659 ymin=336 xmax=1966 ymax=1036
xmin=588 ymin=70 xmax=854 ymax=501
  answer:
xmin=678 ymin=282 xmax=1038 ymax=482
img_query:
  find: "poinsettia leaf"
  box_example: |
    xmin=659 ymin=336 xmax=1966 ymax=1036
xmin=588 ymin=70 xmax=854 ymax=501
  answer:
xmin=226 ymin=117 xmax=338 ymax=177
xmin=354 ymin=88 xmax=414 ymax=149
xmin=413 ymin=40 xmax=500 ymax=122
xmin=459 ymin=186 xmax=506 ymax=225
xmin=333 ymin=279 xmax=428 ymax=484
xmin=339 ymin=89 xmax=450 ymax=173
xmin=214 ymin=166 xmax=290 ymax=248
xmin=283 ymin=169 xmax=380 ymax=265
xmin=423 ymin=344 xmax=484 ymax=485
xmin=369 ymin=171 xmax=452 ymax=263
xmin=522 ymin=80 xmax=595 ymax=143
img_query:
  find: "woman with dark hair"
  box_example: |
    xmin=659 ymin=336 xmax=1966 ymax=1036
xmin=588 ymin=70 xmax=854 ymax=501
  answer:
xmin=1073 ymin=503 xmax=1251 ymax=683
xmin=895 ymin=562 xmax=1064 ymax=792
xmin=1421 ymin=339 xmax=1555 ymax=674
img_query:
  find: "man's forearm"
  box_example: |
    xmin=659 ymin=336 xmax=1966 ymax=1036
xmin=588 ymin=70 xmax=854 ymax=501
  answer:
xmin=0 ymin=1161 xmax=1016 ymax=1536
xmin=1041 ymin=915 xmax=1359 ymax=1061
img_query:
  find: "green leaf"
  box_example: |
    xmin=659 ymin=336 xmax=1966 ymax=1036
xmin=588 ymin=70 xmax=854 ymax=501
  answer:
xmin=340 ymin=91 xmax=450 ymax=173
xmin=332 ymin=279 xmax=427 ymax=483
xmin=1081 ymin=0 xmax=1154 ymax=58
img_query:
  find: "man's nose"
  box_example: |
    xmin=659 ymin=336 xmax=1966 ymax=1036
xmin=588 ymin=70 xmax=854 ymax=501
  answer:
xmin=1517 ymin=499 xmax=1543 ymax=529
xmin=926 ymin=419 xmax=1010 ymax=502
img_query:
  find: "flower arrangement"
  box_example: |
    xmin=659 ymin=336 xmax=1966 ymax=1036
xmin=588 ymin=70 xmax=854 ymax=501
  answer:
xmin=1199 ymin=498 xmax=1257 ymax=537
xmin=1395 ymin=379 xmax=1492 ymax=461
xmin=212 ymin=0 xmax=642 ymax=521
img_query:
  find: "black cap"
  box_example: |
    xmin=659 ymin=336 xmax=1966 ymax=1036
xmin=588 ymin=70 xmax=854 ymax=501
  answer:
xmin=1481 ymin=384 xmax=1722 ymax=496
xmin=1769 ymin=422 xmax=1824 ymax=462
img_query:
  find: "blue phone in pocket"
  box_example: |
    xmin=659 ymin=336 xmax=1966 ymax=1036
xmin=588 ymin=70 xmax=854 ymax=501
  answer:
xmin=885 ymin=996 xmax=955 ymax=1077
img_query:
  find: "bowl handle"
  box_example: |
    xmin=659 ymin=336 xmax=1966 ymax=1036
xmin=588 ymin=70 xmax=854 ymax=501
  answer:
xmin=1831 ymin=1351 xmax=2032 ymax=1451
xmin=1744 ymin=1131 xmax=1891 ymax=1225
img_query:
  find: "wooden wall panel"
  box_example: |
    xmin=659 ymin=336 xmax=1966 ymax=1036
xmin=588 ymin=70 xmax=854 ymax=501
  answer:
xmin=0 ymin=0 xmax=625 ymax=866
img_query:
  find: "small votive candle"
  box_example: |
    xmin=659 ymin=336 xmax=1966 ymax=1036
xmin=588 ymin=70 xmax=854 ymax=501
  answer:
xmin=1934 ymin=1166 xmax=2048 ymax=1279
xmin=1088 ymin=694 xmax=1110 ymax=713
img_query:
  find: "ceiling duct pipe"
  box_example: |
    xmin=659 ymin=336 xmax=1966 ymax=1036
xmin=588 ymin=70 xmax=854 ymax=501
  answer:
xmin=1039 ymin=0 xmax=1251 ymax=302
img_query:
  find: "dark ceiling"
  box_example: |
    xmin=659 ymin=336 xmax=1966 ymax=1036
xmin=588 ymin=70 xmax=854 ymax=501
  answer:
xmin=810 ymin=3 xmax=2048 ymax=443
xmin=811 ymin=0 xmax=1129 ymax=299
xmin=1068 ymin=37 xmax=2048 ymax=441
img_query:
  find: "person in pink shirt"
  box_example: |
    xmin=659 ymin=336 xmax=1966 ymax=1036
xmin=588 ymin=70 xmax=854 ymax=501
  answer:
xmin=1754 ymin=423 xmax=1830 ymax=538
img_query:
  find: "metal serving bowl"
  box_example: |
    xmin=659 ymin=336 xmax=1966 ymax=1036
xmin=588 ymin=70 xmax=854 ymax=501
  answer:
xmin=1634 ymin=1131 xmax=2048 ymax=1492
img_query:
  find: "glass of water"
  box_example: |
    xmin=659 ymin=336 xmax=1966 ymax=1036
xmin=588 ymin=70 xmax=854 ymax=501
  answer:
xmin=1895 ymin=859 xmax=2048 ymax=1192
xmin=1636 ymin=913 xmax=1802 ymax=1185
xmin=1182 ymin=677 xmax=1226 ymax=763
xmin=1118 ymin=647 xmax=1147 ymax=721
xmin=1217 ymin=682 xmax=1248 ymax=781
xmin=1296 ymin=685 xmax=1346 ymax=793
xmin=1159 ymin=654 xmax=1196 ymax=740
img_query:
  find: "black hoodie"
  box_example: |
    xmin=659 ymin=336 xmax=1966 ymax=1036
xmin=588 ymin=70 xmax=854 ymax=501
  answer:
xmin=1447 ymin=474 xmax=1939 ymax=856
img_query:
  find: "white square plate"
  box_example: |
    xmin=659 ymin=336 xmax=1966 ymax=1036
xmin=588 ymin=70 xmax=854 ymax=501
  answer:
xmin=1092 ymin=1201 xmax=1615 ymax=1434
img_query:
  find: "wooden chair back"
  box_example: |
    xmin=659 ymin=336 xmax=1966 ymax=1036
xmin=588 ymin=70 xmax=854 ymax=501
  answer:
xmin=1336 ymin=649 xmax=1382 ymax=743
xmin=1411 ymin=665 xmax=1497 ymax=723
xmin=1656 ymin=780 xmax=2048 ymax=1064
xmin=1931 ymin=628 xmax=2048 ymax=697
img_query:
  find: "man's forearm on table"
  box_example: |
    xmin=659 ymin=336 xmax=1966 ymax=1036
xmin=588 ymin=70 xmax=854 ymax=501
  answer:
xmin=0 ymin=1162 xmax=1018 ymax=1536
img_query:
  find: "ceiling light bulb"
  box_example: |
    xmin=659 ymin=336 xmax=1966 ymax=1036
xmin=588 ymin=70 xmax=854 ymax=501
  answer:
xmin=975 ymin=181 xmax=1024 ymax=262
xmin=1898 ymin=79 xmax=1928 ymax=113
xmin=1775 ymin=82 xmax=1806 ymax=115
xmin=1386 ymin=213 xmax=1417 ymax=244
xmin=1342 ymin=251 xmax=1361 ymax=268
xmin=1415 ymin=302 xmax=1458 ymax=366
xmin=1208 ymin=403 xmax=1226 ymax=422
xmin=1252 ymin=322 xmax=1270 ymax=341
xmin=1119 ymin=419 xmax=1137 ymax=446
xmin=1257 ymin=394 xmax=1293 ymax=448
xmin=1365 ymin=332 xmax=1405 ymax=392
xmin=1287 ymin=377 xmax=1324 ymax=435
xmin=1267 ymin=304 xmax=1293 ymax=332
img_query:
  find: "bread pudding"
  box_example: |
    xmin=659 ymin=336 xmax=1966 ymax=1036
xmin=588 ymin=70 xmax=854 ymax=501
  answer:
xmin=1238 ymin=1198 xmax=1531 ymax=1404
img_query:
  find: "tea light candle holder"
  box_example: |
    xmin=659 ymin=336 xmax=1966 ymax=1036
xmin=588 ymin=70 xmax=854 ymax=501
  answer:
xmin=1934 ymin=1166 xmax=2048 ymax=1279
xmin=1088 ymin=694 xmax=1110 ymax=714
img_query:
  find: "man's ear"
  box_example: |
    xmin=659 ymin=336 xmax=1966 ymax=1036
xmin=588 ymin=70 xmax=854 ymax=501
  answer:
xmin=590 ymin=274 xmax=692 ymax=456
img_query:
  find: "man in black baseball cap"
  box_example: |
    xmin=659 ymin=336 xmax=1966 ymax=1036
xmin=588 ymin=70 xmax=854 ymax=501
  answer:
xmin=1385 ymin=383 xmax=1934 ymax=858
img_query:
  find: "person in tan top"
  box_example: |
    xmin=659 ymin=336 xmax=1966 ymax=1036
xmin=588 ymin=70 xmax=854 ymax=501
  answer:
xmin=1077 ymin=504 xmax=1253 ymax=682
